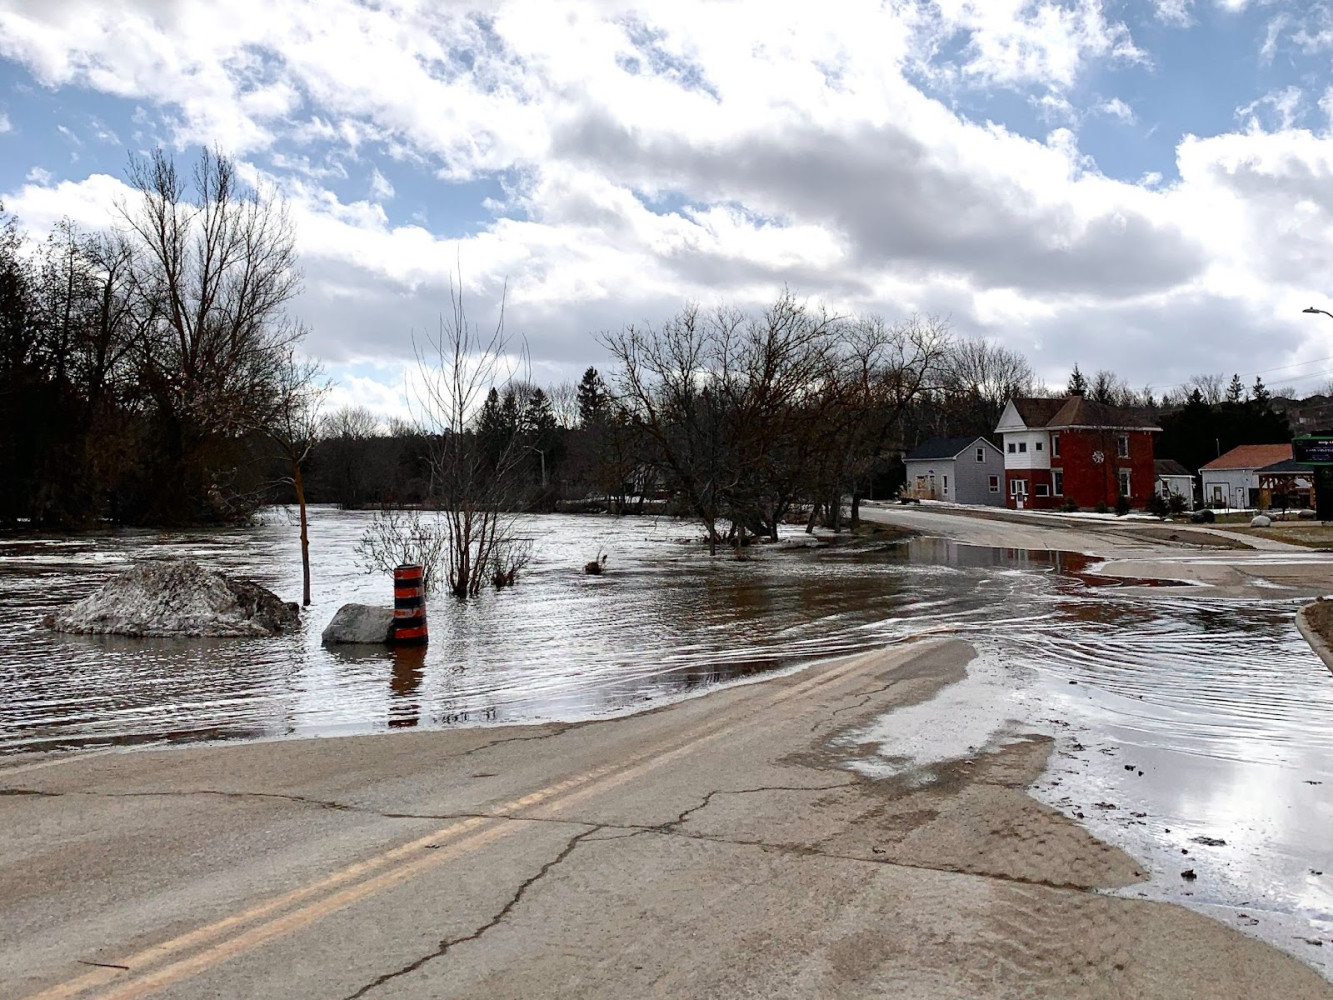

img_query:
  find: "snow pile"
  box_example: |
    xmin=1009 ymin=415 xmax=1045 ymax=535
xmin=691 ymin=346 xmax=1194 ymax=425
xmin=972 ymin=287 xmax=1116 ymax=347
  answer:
xmin=46 ymin=559 xmax=300 ymax=637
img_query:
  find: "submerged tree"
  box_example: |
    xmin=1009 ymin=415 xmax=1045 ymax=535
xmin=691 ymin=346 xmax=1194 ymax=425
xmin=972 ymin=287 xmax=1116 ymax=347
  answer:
xmin=409 ymin=280 xmax=533 ymax=597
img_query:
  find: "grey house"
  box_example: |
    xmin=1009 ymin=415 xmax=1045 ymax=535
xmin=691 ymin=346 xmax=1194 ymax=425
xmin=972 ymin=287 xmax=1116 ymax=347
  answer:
xmin=902 ymin=436 xmax=1006 ymax=506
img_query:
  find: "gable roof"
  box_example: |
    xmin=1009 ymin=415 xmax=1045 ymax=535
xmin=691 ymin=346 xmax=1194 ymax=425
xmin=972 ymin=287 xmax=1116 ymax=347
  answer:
xmin=1154 ymin=459 xmax=1193 ymax=477
xmin=1046 ymin=395 xmax=1160 ymax=431
xmin=1256 ymin=457 xmax=1309 ymax=475
xmin=1006 ymin=397 xmax=1065 ymax=429
xmin=1199 ymin=443 xmax=1292 ymax=472
xmin=999 ymin=395 xmax=1160 ymax=433
xmin=903 ymin=435 xmax=996 ymax=461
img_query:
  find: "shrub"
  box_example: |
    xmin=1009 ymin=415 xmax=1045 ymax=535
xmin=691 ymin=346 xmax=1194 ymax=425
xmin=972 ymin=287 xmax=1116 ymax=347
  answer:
xmin=1094 ymin=501 xmax=1110 ymax=514
xmin=1058 ymin=501 xmax=1079 ymax=513
xmin=1144 ymin=493 xmax=1168 ymax=518
xmin=1115 ymin=495 xmax=1132 ymax=516
xmin=1167 ymin=492 xmax=1188 ymax=515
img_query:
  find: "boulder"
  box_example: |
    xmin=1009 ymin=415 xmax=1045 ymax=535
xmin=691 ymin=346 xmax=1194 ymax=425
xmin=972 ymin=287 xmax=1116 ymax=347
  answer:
xmin=47 ymin=559 xmax=299 ymax=637
xmin=1298 ymin=507 xmax=1318 ymax=520
xmin=1250 ymin=515 xmax=1272 ymax=528
xmin=322 ymin=603 xmax=395 ymax=645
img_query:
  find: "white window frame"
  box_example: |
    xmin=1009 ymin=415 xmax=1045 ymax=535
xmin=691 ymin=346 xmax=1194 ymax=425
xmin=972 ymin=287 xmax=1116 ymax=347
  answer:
xmin=1035 ymin=483 xmax=1050 ymax=497
xmin=976 ymin=447 xmax=985 ymax=463
xmin=1052 ymin=433 xmax=1060 ymax=458
xmin=1010 ymin=478 xmax=1028 ymax=497
xmin=1119 ymin=469 xmax=1132 ymax=496
xmin=988 ymin=475 xmax=1000 ymax=493
xmin=1117 ymin=434 xmax=1130 ymax=458
xmin=1035 ymin=441 xmax=1043 ymax=452
xmin=1018 ymin=442 xmax=1028 ymax=453
xmin=1052 ymin=470 xmax=1064 ymax=496
xmin=942 ymin=475 xmax=949 ymax=495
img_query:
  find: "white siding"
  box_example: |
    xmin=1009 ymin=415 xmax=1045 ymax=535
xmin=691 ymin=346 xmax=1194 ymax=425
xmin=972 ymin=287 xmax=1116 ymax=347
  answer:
xmin=1001 ymin=431 xmax=1051 ymax=471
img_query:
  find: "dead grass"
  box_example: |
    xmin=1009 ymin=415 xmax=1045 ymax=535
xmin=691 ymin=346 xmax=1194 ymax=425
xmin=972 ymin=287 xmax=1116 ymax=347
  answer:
xmin=1245 ymin=523 xmax=1333 ymax=549
xmin=1302 ymin=598 xmax=1333 ymax=649
xmin=1117 ymin=525 xmax=1253 ymax=549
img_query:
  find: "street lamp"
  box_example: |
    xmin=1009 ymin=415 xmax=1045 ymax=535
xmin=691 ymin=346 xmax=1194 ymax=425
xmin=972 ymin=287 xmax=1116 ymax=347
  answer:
xmin=1303 ymin=306 xmax=1333 ymax=320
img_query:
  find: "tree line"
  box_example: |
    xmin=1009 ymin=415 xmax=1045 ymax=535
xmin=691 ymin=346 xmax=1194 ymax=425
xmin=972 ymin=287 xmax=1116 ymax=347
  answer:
xmin=0 ymin=148 xmax=314 ymax=529
xmin=0 ymin=147 xmax=1300 ymax=544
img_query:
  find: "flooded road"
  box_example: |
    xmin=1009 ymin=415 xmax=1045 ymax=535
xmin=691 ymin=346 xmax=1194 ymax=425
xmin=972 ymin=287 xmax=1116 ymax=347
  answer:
xmin=1 ymin=508 xmax=1331 ymax=976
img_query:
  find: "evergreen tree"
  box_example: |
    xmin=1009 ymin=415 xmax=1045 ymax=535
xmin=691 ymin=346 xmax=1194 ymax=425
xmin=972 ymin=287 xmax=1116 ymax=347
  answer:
xmin=577 ymin=366 xmax=606 ymax=426
xmin=1067 ymin=364 xmax=1088 ymax=395
xmin=1226 ymin=374 xmax=1244 ymax=403
xmin=1252 ymin=376 xmax=1271 ymax=409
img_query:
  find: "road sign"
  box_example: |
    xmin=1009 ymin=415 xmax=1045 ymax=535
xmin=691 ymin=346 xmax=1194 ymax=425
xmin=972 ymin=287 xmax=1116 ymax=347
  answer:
xmin=1292 ymin=436 xmax=1333 ymax=465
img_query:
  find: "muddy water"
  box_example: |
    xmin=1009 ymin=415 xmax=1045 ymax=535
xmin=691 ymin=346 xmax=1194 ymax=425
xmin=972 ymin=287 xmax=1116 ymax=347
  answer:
xmin=2 ymin=510 xmax=1331 ymax=974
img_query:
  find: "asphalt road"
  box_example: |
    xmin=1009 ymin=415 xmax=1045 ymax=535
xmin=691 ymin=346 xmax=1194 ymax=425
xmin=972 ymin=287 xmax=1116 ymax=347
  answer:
xmin=3 ymin=635 xmax=1329 ymax=999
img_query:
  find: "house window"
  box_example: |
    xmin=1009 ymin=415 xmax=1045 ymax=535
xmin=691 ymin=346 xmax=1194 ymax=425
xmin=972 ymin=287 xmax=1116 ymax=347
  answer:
xmin=1117 ymin=434 xmax=1129 ymax=458
xmin=976 ymin=448 xmax=985 ymax=463
xmin=1036 ymin=484 xmax=1050 ymax=497
xmin=988 ymin=475 xmax=1000 ymax=492
xmin=1211 ymin=484 xmax=1224 ymax=504
xmin=1007 ymin=442 xmax=1016 ymax=453
xmin=943 ymin=475 xmax=949 ymax=495
xmin=1052 ymin=470 xmax=1063 ymax=495
xmin=1010 ymin=479 xmax=1028 ymax=496
xmin=1018 ymin=442 xmax=1027 ymax=453
xmin=1052 ymin=433 xmax=1060 ymax=457
xmin=1119 ymin=470 xmax=1131 ymax=496
xmin=1035 ymin=441 xmax=1043 ymax=452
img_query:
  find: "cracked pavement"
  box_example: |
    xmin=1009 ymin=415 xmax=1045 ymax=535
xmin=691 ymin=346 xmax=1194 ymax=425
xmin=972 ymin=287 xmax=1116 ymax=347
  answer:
xmin=3 ymin=639 xmax=1329 ymax=999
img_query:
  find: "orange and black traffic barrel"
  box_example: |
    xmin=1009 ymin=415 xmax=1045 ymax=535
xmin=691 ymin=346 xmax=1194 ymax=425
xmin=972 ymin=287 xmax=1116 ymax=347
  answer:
xmin=392 ymin=564 xmax=428 ymax=645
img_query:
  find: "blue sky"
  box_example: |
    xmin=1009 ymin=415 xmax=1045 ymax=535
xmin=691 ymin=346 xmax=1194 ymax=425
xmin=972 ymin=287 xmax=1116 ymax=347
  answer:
xmin=3 ymin=0 xmax=1333 ymax=417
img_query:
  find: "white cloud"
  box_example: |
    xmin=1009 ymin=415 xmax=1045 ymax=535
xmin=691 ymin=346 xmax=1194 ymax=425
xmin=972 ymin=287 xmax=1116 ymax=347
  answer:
xmin=1236 ymin=86 xmax=1305 ymax=131
xmin=1153 ymin=0 xmax=1194 ymax=26
xmin=0 ymin=111 xmax=10 ymax=134
xmin=2 ymin=0 xmax=1333 ymax=397
xmin=368 ymin=167 xmax=394 ymax=202
xmin=1099 ymin=97 xmax=1135 ymax=123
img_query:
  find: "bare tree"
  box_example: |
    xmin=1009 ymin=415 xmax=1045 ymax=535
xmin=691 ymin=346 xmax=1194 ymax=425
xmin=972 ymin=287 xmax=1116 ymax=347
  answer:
xmin=546 ymin=379 xmax=580 ymax=430
xmin=409 ymin=279 xmax=532 ymax=597
xmin=263 ymin=347 xmax=327 ymax=606
xmin=119 ymin=146 xmax=303 ymax=520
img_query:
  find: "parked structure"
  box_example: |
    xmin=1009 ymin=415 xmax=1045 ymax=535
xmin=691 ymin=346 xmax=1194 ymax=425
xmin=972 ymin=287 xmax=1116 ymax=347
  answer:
xmin=1153 ymin=459 xmax=1195 ymax=506
xmin=901 ymin=436 xmax=1006 ymax=506
xmin=994 ymin=394 xmax=1160 ymax=510
xmin=1199 ymin=444 xmax=1294 ymax=510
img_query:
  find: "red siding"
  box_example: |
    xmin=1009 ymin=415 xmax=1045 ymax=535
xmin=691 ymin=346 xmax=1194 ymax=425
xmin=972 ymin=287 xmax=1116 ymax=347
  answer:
xmin=1006 ymin=429 xmax=1156 ymax=510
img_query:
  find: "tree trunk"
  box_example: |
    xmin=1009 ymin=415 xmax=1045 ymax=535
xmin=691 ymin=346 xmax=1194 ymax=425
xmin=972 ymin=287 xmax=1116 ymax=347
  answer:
xmin=293 ymin=460 xmax=311 ymax=606
xmin=850 ymin=490 xmax=861 ymax=531
xmin=805 ymin=504 xmax=819 ymax=534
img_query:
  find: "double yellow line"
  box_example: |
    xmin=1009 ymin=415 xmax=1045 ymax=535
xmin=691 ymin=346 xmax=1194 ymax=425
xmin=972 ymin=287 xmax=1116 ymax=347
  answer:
xmin=22 ymin=644 xmax=904 ymax=1000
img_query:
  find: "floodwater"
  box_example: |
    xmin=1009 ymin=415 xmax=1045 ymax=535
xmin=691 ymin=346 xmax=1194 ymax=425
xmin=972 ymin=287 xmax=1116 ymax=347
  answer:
xmin=1 ymin=509 xmax=1331 ymax=975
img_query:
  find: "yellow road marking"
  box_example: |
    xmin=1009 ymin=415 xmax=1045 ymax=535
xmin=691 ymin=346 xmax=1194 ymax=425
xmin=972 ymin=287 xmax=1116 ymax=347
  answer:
xmin=22 ymin=643 xmax=912 ymax=1000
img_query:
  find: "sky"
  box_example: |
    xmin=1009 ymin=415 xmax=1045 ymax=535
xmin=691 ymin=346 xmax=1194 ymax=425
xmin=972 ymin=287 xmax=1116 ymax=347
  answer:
xmin=3 ymin=0 xmax=1333 ymax=418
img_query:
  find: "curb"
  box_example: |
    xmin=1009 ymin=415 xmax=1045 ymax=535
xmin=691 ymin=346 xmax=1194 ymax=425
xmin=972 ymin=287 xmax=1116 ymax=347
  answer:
xmin=1295 ymin=603 xmax=1333 ymax=678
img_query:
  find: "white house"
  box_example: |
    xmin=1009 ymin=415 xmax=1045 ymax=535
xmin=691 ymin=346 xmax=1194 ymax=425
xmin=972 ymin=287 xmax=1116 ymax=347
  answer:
xmin=1153 ymin=459 xmax=1195 ymax=504
xmin=901 ymin=436 xmax=1006 ymax=506
xmin=1199 ymin=444 xmax=1292 ymax=510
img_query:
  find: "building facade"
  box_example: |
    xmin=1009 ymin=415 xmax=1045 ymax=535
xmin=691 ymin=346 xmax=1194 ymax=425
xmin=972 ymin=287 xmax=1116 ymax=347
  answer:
xmin=1199 ymin=444 xmax=1295 ymax=510
xmin=994 ymin=395 xmax=1160 ymax=510
xmin=901 ymin=436 xmax=1006 ymax=506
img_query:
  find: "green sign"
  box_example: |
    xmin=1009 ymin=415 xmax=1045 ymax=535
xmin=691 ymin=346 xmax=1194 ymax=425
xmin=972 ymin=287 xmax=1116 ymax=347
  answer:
xmin=1293 ymin=436 xmax=1333 ymax=465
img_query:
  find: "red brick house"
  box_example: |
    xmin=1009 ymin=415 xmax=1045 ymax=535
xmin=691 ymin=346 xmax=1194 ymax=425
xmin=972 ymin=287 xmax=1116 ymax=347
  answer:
xmin=994 ymin=394 xmax=1161 ymax=510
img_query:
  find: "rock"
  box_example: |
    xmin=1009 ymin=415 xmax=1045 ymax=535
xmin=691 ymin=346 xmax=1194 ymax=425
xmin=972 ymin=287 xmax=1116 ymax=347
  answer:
xmin=47 ymin=559 xmax=298 ymax=637
xmin=1189 ymin=509 xmax=1215 ymax=524
xmin=1298 ymin=507 xmax=1317 ymax=519
xmin=1181 ymin=869 xmax=1197 ymax=880
xmin=1250 ymin=514 xmax=1271 ymax=528
xmin=322 ymin=603 xmax=395 ymax=645
xmin=1191 ymin=835 xmax=1227 ymax=847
